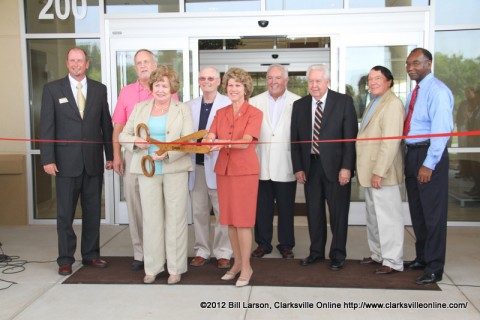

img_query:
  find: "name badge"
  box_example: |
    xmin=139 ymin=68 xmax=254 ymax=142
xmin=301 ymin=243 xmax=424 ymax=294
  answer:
xmin=59 ymin=97 xmax=68 ymax=104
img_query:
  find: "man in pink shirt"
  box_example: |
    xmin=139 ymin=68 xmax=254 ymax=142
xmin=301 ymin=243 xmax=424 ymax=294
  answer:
xmin=112 ymin=49 xmax=157 ymax=271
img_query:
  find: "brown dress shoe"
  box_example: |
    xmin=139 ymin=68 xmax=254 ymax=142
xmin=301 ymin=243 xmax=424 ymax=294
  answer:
xmin=58 ymin=264 xmax=72 ymax=276
xmin=375 ymin=265 xmax=399 ymax=274
xmin=190 ymin=256 xmax=209 ymax=267
xmin=251 ymin=246 xmax=271 ymax=258
xmin=217 ymin=258 xmax=231 ymax=269
xmin=278 ymin=247 xmax=294 ymax=259
xmin=82 ymin=258 xmax=108 ymax=268
xmin=360 ymin=257 xmax=381 ymax=265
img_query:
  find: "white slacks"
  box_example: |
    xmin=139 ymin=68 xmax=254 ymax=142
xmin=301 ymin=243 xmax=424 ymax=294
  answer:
xmin=365 ymin=185 xmax=404 ymax=271
xmin=191 ymin=165 xmax=232 ymax=260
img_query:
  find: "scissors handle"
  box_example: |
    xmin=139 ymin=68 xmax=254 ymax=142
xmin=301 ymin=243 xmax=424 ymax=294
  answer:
xmin=136 ymin=123 xmax=151 ymax=142
xmin=141 ymin=155 xmax=155 ymax=177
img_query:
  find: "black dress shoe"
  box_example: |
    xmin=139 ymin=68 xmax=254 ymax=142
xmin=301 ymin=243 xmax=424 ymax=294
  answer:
xmin=416 ymin=272 xmax=442 ymax=285
xmin=329 ymin=259 xmax=345 ymax=271
xmin=131 ymin=260 xmax=144 ymax=271
xmin=300 ymin=255 xmax=324 ymax=266
xmin=404 ymin=260 xmax=426 ymax=270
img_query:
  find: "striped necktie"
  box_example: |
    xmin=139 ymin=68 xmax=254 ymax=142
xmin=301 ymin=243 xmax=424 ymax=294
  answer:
xmin=312 ymin=100 xmax=323 ymax=154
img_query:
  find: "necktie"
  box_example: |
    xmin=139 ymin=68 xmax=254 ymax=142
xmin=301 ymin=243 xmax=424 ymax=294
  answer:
xmin=312 ymin=100 xmax=323 ymax=154
xmin=403 ymin=85 xmax=419 ymax=136
xmin=76 ymin=82 xmax=86 ymax=119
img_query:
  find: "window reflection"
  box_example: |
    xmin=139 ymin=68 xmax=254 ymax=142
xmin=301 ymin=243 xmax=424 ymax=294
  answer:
xmin=349 ymin=0 xmax=428 ymax=9
xmin=105 ymin=0 xmax=179 ymax=13
xmin=435 ymin=0 xmax=480 ymax=25
xmin=24 ymin=0 xmax=100 ymax=34
xmin=267 ymin=0 xmax=342 ymax=10
xmin=186 ymin=0 xmax=260 ymax=12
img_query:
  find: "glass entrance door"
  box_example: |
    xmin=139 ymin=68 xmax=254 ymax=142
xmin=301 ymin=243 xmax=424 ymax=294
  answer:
xmin=108 ymin=37 xmax=189 ymax=224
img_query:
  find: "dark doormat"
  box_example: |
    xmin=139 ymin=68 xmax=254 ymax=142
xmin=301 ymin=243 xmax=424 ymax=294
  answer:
xmin=63 ymin=256 xmax=440 ymax=291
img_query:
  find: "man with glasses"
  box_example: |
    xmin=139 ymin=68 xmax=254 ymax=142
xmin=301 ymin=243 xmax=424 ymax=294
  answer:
xmin=186 ymin=66 xmax=232 ymax=269
xmin=403 ymin=48 xmax=453 ymax=285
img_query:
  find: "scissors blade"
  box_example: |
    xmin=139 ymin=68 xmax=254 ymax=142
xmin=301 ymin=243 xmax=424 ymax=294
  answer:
xmin=156 ymin=145 xmax=210 ymax=154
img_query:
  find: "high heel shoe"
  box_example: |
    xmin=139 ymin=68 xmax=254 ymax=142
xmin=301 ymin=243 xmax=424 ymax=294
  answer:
xmin=221 ymin=269 xmax=240 ymax=280
xmin=236 ymin=270 xmax=253 ymax=287
xmin=143 ymin=274 xmax=157 ymax=284
xmin=168 ymin=274 xmax=181 ymax=284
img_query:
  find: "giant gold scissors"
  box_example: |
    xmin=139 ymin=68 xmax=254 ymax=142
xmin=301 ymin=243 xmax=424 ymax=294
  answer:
xmin=136 ymin=123 xmax=210 ymax=177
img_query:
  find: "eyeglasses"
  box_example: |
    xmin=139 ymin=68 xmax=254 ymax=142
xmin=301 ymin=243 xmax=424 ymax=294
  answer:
xmin=199 ymin=77 xmax=218 ymax=82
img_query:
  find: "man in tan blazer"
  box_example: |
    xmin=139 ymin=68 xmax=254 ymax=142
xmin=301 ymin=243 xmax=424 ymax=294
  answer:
xmin=356 ymin=66 xmax=405 ymax=274
xmin=250 ymin=64 xmax=300 ymax=259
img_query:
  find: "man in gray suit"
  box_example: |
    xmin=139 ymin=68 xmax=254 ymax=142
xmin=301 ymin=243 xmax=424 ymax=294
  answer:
xmin=250 ymin=64 xmax=300 ymax=259
xmin=40 ymin=47 xmax=113 ymax=276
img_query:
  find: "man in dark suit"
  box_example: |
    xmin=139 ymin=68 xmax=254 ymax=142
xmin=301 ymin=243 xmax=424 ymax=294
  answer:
xmin=291 ymin=64 xmax=358 ymax=271
xmin=40 ymin=47 xmax=113 ymax=276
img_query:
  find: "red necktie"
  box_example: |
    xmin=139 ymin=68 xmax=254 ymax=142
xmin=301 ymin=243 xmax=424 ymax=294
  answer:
xmin=403 ymin=85 xmax=419 ymax=136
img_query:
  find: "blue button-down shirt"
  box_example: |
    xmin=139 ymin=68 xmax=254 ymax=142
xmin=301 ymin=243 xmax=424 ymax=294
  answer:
xmin=405 ymin=73 xmax=454 ymax=170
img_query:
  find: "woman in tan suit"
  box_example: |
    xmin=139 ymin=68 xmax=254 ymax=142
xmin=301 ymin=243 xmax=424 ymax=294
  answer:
xmin=356 ymin=65 xmax=405 ymax=274
xmin=120 ymin=66 xmax=194 ymax=284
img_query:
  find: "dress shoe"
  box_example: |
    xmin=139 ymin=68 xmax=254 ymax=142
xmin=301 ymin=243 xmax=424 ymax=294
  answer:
xmin=168 ymin=274 xmax=181 ymax=284
xmin=221 ymin=269 xmax=240 ymax=280
xmin=82 ymin=258 xmax=108 ymax=268
xmin=251 ymin=246 xmax=271 ymax=258
xmin=300 ymin=255 xmax=324 ymax=266
xmin=190 ymin=256 xmax=209 ymax=267
xmin=329 ymin=259 xmax=345 ymax=271
xmin=375 ymin=265 xmax=399 ymax=274
xmin=278 ymin=247 xmax=294 ymax=259
xmin=404 ymin=260 xmax=426 ymax=270
xmin=416 ymin=272 xmax=442 ymax=285
xmin=236 ymin=270 xmax=253 ymax=287
xmin=217 ymin=258 xmax=231 ymax=269
xmin=143 ymin=274 xmax=157 ymax=284
xmin=58 ymin=264 xmax=72 ymax=276
xmin=360 ymin=257 xmax=381 ymax=265
xmin=131 ymin=260 xmax=144 ymax=271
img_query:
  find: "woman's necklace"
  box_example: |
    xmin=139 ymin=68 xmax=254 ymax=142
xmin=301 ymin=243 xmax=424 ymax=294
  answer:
xmin=154 ymin=104 xmax=169 ymax=113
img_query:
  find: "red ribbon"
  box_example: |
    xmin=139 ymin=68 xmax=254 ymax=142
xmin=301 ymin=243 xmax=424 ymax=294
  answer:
xmin=1 ymin=130 xmax=479 ymax=146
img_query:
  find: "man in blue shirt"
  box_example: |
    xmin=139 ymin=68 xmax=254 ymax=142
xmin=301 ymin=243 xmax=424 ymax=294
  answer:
xmin=403 ymin=48 xmax=454 ymax=285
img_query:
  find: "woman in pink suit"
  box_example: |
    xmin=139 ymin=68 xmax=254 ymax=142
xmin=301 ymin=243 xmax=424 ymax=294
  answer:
xmin=204 ymin=67 xmax=262 ymax=287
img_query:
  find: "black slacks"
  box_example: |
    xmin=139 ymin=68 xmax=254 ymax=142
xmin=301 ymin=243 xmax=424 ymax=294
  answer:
xmin=254 ymin=179 xmax=297 ymax=252
xmin=55 ymin=171 xmax=103 ymax=266
xmin=304 ymin=157 xmax=351 ymax=261
xmin=405 ymin=146 xmax=448 ymax=275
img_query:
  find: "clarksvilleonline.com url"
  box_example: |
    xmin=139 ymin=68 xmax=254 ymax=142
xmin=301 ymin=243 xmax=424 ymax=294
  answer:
xmin=200 ymin=300 xmax=469 ymax=310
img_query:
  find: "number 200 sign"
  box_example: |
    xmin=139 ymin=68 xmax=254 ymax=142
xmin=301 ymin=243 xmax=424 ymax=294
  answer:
xmin=39 ymin=0 xmax=88 ymax=20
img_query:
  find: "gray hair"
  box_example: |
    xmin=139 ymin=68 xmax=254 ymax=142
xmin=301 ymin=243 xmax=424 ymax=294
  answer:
xmin=267 ymin=64 xmax=288 ymax=78
xmin=307 ymin=64 xmax=330 ymax=80
xmin=200 ymin=65 xmax=221 ymax=79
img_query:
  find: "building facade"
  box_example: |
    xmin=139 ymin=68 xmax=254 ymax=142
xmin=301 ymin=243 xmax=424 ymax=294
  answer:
xmin=0 ymin=0 xmax=479 ymax=225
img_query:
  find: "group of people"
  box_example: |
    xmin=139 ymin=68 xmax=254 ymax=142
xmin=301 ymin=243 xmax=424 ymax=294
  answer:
xmin=39 ymin=46 xmax=453 ymax=287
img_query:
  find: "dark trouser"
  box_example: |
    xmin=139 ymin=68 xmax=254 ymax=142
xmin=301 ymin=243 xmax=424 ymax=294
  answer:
xmin=254 ymin=179 xmax=297 ymax=252
xmin=56 ymin=171 xmax=103 ymax=266
xmin=305 ymin=157 xmax=351 ymax=261
xmin=405 ymin=146 xmax=448 ymax=275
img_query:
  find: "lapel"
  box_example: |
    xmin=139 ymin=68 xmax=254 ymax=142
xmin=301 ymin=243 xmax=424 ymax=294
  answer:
xmin=361 ymin=90 xmax=392 ymax=132
xmin=274 ymin=91 xmax=294 ymax=133
xmin=360 ymin=98 xmax=376 ymax=131
xmin=321 ymin=89 xmax=334 ymax=130
xmin=208 ymin=94 xmax=225 ymax=129
xmin=166 ymin=99 xmax=181 ymax=132
xmin=61 ymin=76 xmax=81 ymax=118
xmin=84 ymin=77 xmax=95 ymax=119
xmin=191 ymin=98 xmax=201 ymax=131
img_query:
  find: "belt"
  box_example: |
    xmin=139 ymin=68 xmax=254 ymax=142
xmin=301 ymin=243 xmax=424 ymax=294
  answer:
xmin=310 ymin=154 xmax=320 ymax=160
xmin=406 ymin=141 xmax=430 ymax=148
